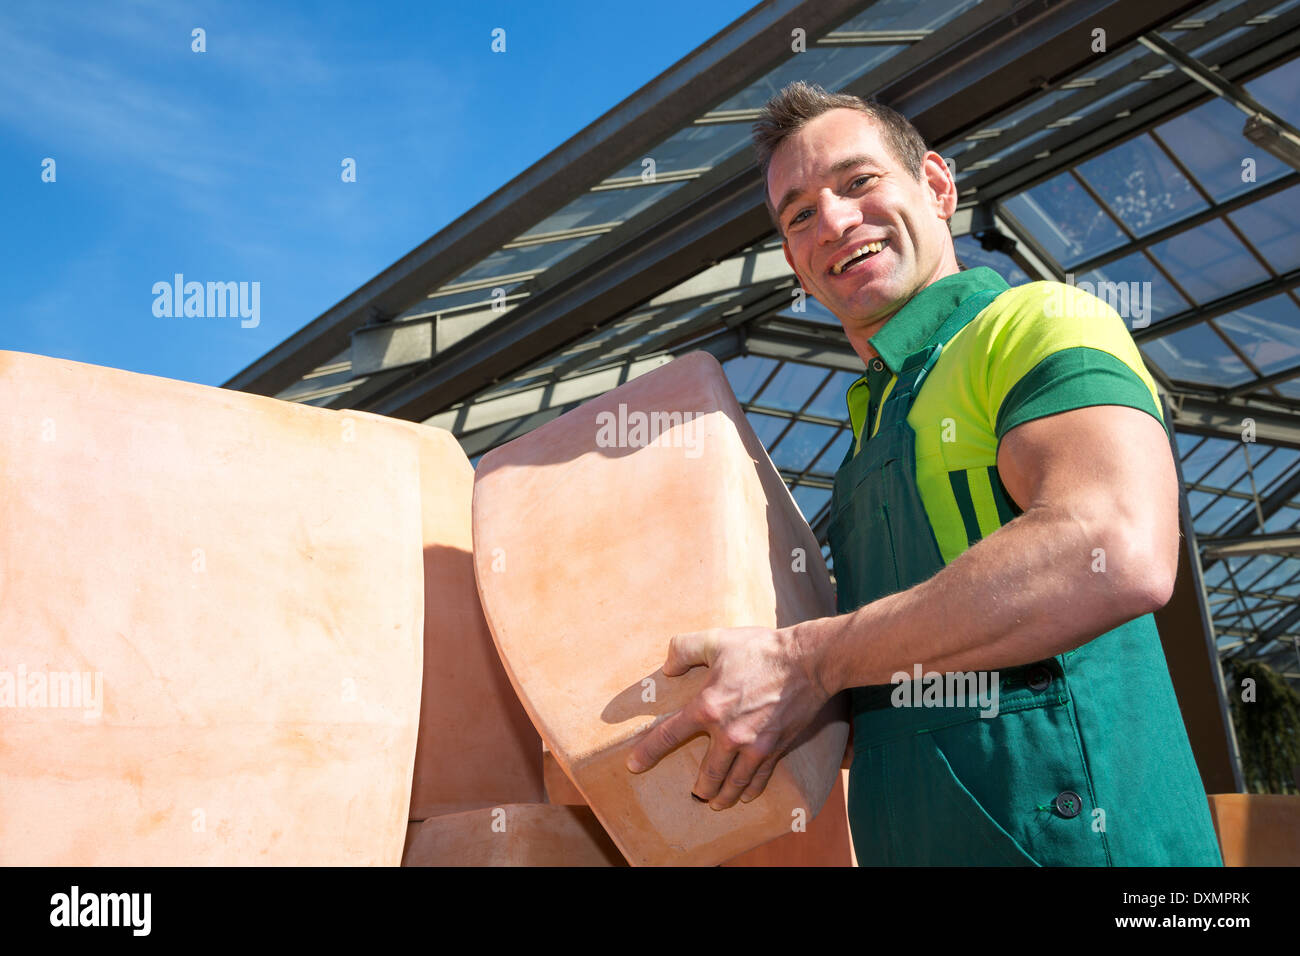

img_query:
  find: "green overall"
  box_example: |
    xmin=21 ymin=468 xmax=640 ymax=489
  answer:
xmin=828 ymin=285 xmax=1224 ymax=866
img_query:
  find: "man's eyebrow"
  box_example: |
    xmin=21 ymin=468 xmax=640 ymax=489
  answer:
xmin=774 ymin=154 xmax=876 ymax=220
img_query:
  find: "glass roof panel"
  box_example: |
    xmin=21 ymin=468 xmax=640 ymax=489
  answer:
xmin=606 ymin=123 xmax=753 ymax=181
xmin=605 ymin=327 xmax=671 ymax=359
xmin=1001 ymin=173 xmax=1129 ymax=268
xmin=1222 ymin=556 xmax=1263 ymax=595
xmin=752 ymin=361 xmax=832 ymax=412
xmin=1155 ymin=98 xmax=1291 ymax=204
xmin=1141 ymin=322 xmax=1252 ymax=387
xmin=1174 ymin=427 xmax=1204 ymax=454
xmin=832 ymin=0 xmax=982 ymax=32
xmin=1161 ymin=0 xmax=1242 ymax=38
xmin=1266 ymin=0 xmax=1300 ymax=17
xmin=1263 ymin=503 xmax=1300 ymax=533
xmin=1253 ymin=447 xmax=1300 ymax=494
xmin=956 ymin=89 xmax=1074 ymax=162
xmin=1194 ymin=493 xmax=1252 ymax=535
xmin=1243 ymin=51 xmax=1300 ymax=119
xmin=1202 ymin=558 xmax=1231 ymax=588
xmin=1084 ymin=79 xmax=1160 ymax=121
xmin=953 ymin=236 xmax=1031 ymax=285
xmin=1225 ymin=184 xmax=1300 ymax=275
xmin=1079 ymin=41 xmax=1151 ymax=81
xmin=1247 ymin=605 xmax=1292 ymax=633
xmin=805 ymin=369 xmax=862 ymax=420
xmin=812 ymin=428 xmax=853 ymax=474
xmin=712 ymin=45 xmax=904 ymax=113
xmin=1214 ymin=295 xmax=1300 ymax=377
xmin=777 ymin=292 xmax=844 ymax=327
xmin=1188 ymin=487 xmax=1218 ymax=517
xmin=1146 ymin=219 xmax=1271 ymax=305
xmin=452 ymin=235 xmax=602 ymax=286
xmin=1273 ymin=378 xmax=1300 ymax=400
xmin=944 ymin=139 xmax=979 ymax=160
xmin=1075 ymin=134 xmax=1209 ymax=237
xmin=1243 ymin=556 xmax=1300 ymax=592
xmin=415 ymin=280 xmax=526 ymax=317
xmin=570 ymin=315 xmax=653 ymax=351
xmin=1192 ymin=25 xmax=1253 ymax=57
xmin=519 ymin=181 xmax=685 ymax=238
xmin=966 ymin=126 xmax=1058 ymax=172
xmin=745 ymin=411 xmax=789 ymax=449
xmin=725 ymin=354 xmax=778 ymax=403
xmin=793 ymin=484 xmax=833 ymax=524
xmin=1200 ymin=443 xmax=1248 ymax=490
xmin=771 ymin=420 xmax=838 ymax=471
xmin=1076 ymin=250 xmax=1191 ymax=325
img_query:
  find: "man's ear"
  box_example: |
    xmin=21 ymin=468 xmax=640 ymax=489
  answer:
xmin=922 ymin=150 xmax=957 ymax=221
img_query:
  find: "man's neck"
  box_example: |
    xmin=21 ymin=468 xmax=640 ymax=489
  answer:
xmin=841 ymin=259 xmax=962 ymax=369
xmin=843 ymin=317 xmax=887 ymax=367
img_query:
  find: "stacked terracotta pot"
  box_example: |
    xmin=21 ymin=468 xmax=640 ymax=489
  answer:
xmin=0 ymin=349 xmax=852 ymax=866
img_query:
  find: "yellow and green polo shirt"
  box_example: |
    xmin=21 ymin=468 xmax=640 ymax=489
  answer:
xmin=846 ymin=266 xmax=1164 ymax=565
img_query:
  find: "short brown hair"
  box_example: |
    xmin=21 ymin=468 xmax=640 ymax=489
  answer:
xmin=752 ymin=81 xmax=929 ymax=234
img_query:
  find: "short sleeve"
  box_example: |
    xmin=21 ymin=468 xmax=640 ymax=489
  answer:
xmin=979 ymin=282 xmax=1165 ymax=443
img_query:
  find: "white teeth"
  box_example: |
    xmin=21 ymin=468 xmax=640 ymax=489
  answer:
xmin=832 ymin=240 xmax=886 ymax=275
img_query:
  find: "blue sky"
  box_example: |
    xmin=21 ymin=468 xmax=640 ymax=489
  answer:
xmin=0 ymin=0 xmax=757 ymax=386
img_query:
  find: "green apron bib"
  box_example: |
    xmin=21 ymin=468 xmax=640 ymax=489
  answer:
xmin=827 ymin=288 xmax=1223 ymax=867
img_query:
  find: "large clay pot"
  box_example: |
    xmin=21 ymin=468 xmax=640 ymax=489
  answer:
xmin=403 ymin=804 xmax=625 ymax=866
xmin=473 ymin=351 xmax=849 ymax=866
xmin=1207 ymin=793 xmax=1300 ymax=866
xmin=0 ymin=351 xmax=427 ymax=864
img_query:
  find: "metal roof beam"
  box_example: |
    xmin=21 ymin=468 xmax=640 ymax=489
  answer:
xmin=960 ymin=3 xmax=1300 ymax=203
xmin=732 ymin=327 xmax=861 ymax=372
xmin=1170 ymin=394 xmax=1300 ymax=451
xmin=423 ymin=355 xmax=672 ymax=435
xmin=365 ymin=163 xmax=775 ymax=420
xmin=867 ymin=0 xmax=1204 ymax=148
xmin=362 ymin=0 xmax=1203 ymax=421
xmin=220 ymin=0 xmax=866 ymax=397
xmin=1201 ymin=531 xmax=1300 ymax=559
xmin=949 ymin=0 xmax=1280 ymax=172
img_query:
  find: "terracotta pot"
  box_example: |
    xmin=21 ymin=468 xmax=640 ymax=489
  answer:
xmin=0 ymin=351 xmax=425 ymax=864
xmin=473 ymin=351 xmax=850 ymax=866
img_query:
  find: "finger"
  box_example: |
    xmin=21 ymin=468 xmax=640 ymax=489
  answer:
xmin=625 ymin=709 xmax=703 ymax=774
xmin=664 ymin=630 xmax=716 ymax=677
xmin=709 ymin=747 xmax=768 ymax=810
xmin=692 ymin=735 xmax=738 ymax=802
xmin=738 ymin=753 xmax=780 ymax=804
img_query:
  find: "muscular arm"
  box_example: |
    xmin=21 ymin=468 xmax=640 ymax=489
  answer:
xmin=797 ymin=402 xmax=1181 ymax=692
xmin=627 ymin=402 xmax=1181 ymax=808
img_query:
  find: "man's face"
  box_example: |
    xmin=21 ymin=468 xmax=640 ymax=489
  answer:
xmin=767 ymin=108 xmax=957 ymax=337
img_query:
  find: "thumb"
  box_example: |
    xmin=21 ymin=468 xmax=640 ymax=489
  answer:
xmin=664 ymin=630 xmax=718 ymax=677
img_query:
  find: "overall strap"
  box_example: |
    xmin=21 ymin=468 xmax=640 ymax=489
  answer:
xmin=876 ymin=288 xmax=1002 ymax=431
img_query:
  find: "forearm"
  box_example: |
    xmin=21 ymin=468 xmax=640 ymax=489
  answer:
xmin=792 ymin=501 xmax=1171 ymax=696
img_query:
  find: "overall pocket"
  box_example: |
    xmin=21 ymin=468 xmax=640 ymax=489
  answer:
xmin=928 ymin=699 xmax=1111 ymax=867
xmin=848 ymin=732 xmax=1039 ymax=866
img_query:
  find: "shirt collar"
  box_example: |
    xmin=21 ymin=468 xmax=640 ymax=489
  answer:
xmin=867 ymin=266 xmax=1009 ymax=373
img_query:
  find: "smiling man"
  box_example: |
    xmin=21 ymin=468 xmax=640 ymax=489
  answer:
xmin=626 ymin=81 xmax=1223 ymax=866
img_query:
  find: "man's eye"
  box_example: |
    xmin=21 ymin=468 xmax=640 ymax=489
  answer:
xmin=851 ymin=175 xmax=872 ymax=189
xmin=790 ymin=209 xmax=812 ymax=225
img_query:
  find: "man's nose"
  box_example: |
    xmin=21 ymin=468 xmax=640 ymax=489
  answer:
xmin=816 ymin=191 xmax=862 ymax=244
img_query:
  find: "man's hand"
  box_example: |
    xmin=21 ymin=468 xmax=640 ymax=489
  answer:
xmin=624 ymin=625 xmax=829 ymax=810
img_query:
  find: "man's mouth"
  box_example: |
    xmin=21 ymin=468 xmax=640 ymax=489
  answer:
xmin=830 ymin=240 xmax=887 ymax=275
